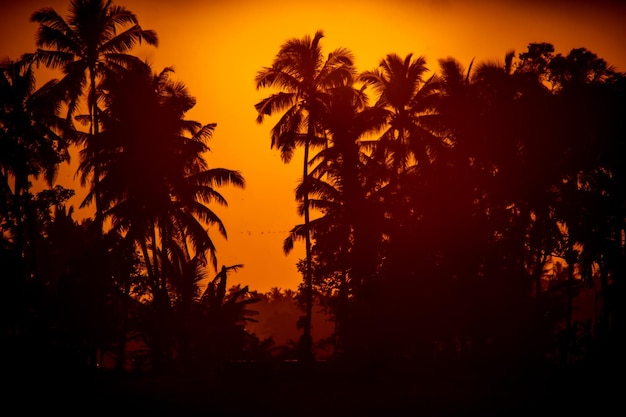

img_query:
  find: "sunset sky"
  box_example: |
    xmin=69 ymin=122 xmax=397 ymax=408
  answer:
xmin=2 ymin=0 xmax=625 ymax=293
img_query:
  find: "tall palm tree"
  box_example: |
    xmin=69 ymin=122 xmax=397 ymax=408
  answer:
xmin=547 ymin=49 xmax=626 ymax=358
xmin=99 ymin=65 xmax=244 ymax=277
xmin=283 ymin=83 xmax=388 ymax=356
xmin=95 ymin=64 xmax=244 ymax=370
xmin=0 ymin=58 xmax=69 ymax=279
xmin=472 ymin=50 xmax=570 ymax=298
xmin=435 ymin=50 xmax=581 ymax=361
xmin=359 ymin=53 xmax=441 ymax=178
xmin=254 ymin=30 xmax=354 ymax=361
xmin=197 ymin=266 xmax=260 ymax=365
xmin=358 ymin=53 xmax=442 ymax=265
xmin=1 ymin=57 xmax=74 ymax=372
xmin=30 ymin=0 xmax=158 ymax=231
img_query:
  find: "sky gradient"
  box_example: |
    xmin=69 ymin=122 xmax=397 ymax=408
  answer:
xmin=2 ymin=0 xmax=625 ymax=293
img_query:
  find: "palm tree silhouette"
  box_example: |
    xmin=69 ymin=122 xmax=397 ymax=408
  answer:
xmin=30 ymin=0 xmax=158 ymax=232
xmin=359 ymin=53 xmax=441 ymax=178
xmin=545 ymin=48 xmax=625 ymax=360
xmin=197 ymin=266 xmax=260 ymax=365
xmin=358 ymin=53 xmax=442 ymax=258
xmin=0 ymin=57 xmax=69 ymax=280
xmin=471 ymin=51 xmax=571 ymax=301
xmin=285 ymin=83 xmax=388 ymax=356
xmin=255 ymin=30 xmax=355 ymax=361
xmin=101 ymin=64 xmax=244 ymax=281
xmin=94 ymin=64 xmax=244 ymax=370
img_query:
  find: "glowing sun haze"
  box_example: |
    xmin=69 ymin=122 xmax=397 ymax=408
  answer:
xmin=2 ymin=0 xmax=625 ymax=293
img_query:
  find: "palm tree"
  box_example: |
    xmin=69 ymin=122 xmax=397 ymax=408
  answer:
xmin=254 ymin=30 xmax=355 ymax=361
xmin=1 ymin=57 xmax=79 ymax=371
xmin=95 ymin=64 xmax=244 ymax=370
xmin=359 ymin=53 xmax=441 ymax=179
xmin=100 ymin=64 xmax=244 ymax=279
xmin=0 ymin=58 xmax=69 ymax=280
xmin=435 ymin=49 xmax=595 ymax=362
xmin=284 ymin=83 xmax=388 ymax=356
xmin=30 ymin=0 xmax=158 ymax=231
xmin=472 ymin=50 xmax=573 ymax=304
xmin=197 ymin=266 xmax=260 ymax=365
xmin=358 ymin=53 xmax=443 ymax=273
xmin=547 ymin=49 xmax=626 ymax=360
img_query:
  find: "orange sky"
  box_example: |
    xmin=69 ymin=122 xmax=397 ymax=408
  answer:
xmin=2 ymin=0 xmax=625 ymax=293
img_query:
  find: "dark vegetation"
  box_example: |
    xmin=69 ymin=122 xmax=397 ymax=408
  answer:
xmin=1 ymin=1 xmax=624 ymax=415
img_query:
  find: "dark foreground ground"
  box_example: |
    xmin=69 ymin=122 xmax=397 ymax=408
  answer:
xmin=6 ymin=356 xmax=622 ymax=417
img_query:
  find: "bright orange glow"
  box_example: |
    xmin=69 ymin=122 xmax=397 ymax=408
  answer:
xmin=2 ymin=0 xmax=625 ymax=293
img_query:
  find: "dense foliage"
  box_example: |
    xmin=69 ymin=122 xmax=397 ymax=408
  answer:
xmin=256 ymin=33 xmax=626 ymax=370
xmin=2 ymin=1 xmax=624 ymax=390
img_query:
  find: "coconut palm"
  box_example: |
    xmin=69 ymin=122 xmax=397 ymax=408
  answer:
xmin=100 ymin=65 xmax=244 ymax=276
xmin=285 ymin=84 xmax=387 ymax=283
xmin=284 ymin=83 xmax=388 ymax=356
xmin=358 ymin=53 xmax=443 ymax=265
xmin=547 ymin=49 xmax=626 ymax=356
xmin=1 ymin=57 xmax=76 ymax=372
xmin=359 ymin=53 xmax=441 ymax=178
xmin=472 ymin=50 xmax=572 ymax=300
xmin=196 ymin=266 xmax=260 ymax=365
xmin=0 ymin=58 xmax=69 ymax=279
xmin=94 ymin=64 xmax=244 ymax=370
xmin=435 ymin=49 xmax=594 ymax=362
xmin=254 ymin=30 xmax=355 ymax=360
xmin=30 ymin=0 xmax=158 ymax=230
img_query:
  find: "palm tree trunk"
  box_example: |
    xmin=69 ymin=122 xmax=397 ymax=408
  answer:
xmin=534 ymin=250 xmax=544 ymax=299
xmin=13 ymin=178 xmax=26 ymax=279
xmin=13 ymin=175 xmax=38 ymax=282
xmin=299 ymin=132 xmax=314 ymax=363
xmin=565 ymin=247 xmax=576 ymax=364
xmin=599 ymin=262 xmax=609 ymax=335
xmin=158 ymin=220 xmax=174 ymax=370
xmin=141 ymin=238 xmax=156 ymax=288
xmin=151 ymin=224 xmax=160 ymax=290
xmin=335 ymin=267 xmax=348 ymax=358
xmin=115 ymin=271 xmax=131 ymax=372
xmin=89 ymin=69 xmax=104 ymax=237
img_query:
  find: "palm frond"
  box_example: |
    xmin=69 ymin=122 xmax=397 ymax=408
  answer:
xmin=190 ymin=122 xmax=216 ymax=145
xmin=283 ymin=223 xmax=308 ymax=254
xmin=31 ymin=8 xmax=80 ymax=53
xmin=189 ymin=168 xmax=245 ymax=190
xmin=100 ymin=25 xmax=158 ymax=54
xmin=254 ymin=91 xmax=295 ymax=122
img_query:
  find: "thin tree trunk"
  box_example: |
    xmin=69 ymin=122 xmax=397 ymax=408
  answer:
xmin=115 ymin=270 xmax=131 ymax=372
xmin=335 ymin=267 xmax=348 ymax=358
xmin=299 ymin=132 xmax=315 ymax=363
xmin=13 ymin=178 xmax=26 ymax=280
xmin=565 ymin=247 xmax=576 ymax=364
xmin=158 ymin=220 xmax=174 ymax=370
xmin=598 ymin=262 xmax=609 ymax=335
xmin=90 ymin=69 xmax=104 ymax=237
xmin=151 ymin=224 xmax=160 ymax=291
xmin=141 ymin=238 xmax=156 ymax=289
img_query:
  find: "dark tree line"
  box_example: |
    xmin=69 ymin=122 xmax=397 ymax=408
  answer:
xmin=1 ymin=0 xmax=624 ymax=389
xmin=1 ymin=0 xmax=256 ymax=376
xmin=256 ymin=31 xmax=626 ymax=370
